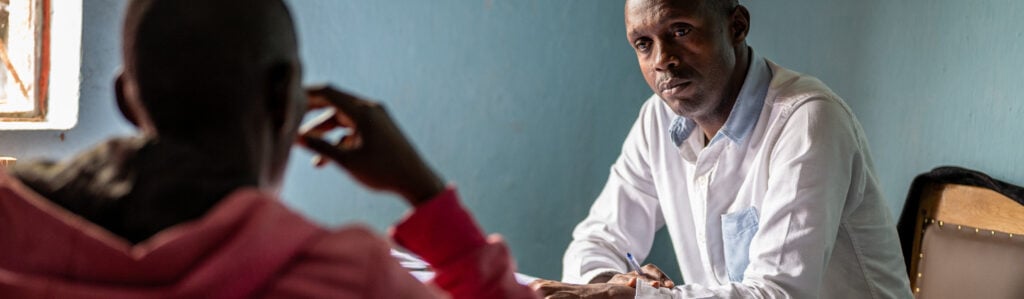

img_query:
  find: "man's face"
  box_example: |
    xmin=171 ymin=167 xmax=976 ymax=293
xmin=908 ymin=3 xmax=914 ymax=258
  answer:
xmin=625 ymin=0 xmax=739 ymax=118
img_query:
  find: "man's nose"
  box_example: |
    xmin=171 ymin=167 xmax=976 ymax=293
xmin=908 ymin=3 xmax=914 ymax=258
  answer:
xmin=653 ymin=42 xmax=679 ymax=72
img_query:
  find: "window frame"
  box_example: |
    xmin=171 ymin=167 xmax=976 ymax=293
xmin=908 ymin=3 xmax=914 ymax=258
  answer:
xmin=0 ymin=0 xmax=81 ymax=130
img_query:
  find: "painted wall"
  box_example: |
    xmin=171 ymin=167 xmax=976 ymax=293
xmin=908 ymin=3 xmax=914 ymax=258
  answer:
xmin=14 ymin=0 xmax=1015 ymax=283
xmin=0 ymin=0 xmax=662 ymax=279
xmin=744 ymin=0 xmax=1024 ymax=216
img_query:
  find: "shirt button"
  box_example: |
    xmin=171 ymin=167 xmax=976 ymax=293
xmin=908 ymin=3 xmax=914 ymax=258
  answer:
xmin=696 ymin=176 xmax=708 ymax=187
xmin=697 ymin=232 xmax=706 ymax=244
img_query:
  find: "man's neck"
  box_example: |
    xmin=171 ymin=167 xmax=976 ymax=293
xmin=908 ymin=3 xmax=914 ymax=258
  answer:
xmin=697 ymin=46 xmax=751 ymax=144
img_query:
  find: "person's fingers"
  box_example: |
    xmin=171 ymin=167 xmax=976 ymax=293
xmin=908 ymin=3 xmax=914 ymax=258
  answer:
xmin=338 ymin=131 xmax=364 ymax=151
xmin=528 ymin=279 xmax=552 ymax=291
xmin=299 ymin=107 xmax=356 ymax=139
xmin=530 ymin=280 xmax=565 ymax=298
xmin=311 ymin=155 xmax=329 ymax=168
xmin=298 ymin=113 xmax=334 ymax=141
xmin=306 ymin=93 xmax=332 ymax=110
xmin=299 ymin=135 xmax=351 ymax=163
xmin=641 ymin=264 xmax=664 ymax=276
xmin=641 ymin=264 xmax=666 ymax=278
xmin=297 ymin=106 xmax=362 ymax=157
xmin=627 ymin=277 xmax=637 ymax=288
xmin=306 ymin=85 xmax=369 ymax=119
xmin=641 ymin=264 xmax=675 ymax=287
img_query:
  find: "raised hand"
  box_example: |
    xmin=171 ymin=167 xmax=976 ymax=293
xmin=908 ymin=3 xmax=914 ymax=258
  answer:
xmin=298 ymin=85 xmax=445 ymax=206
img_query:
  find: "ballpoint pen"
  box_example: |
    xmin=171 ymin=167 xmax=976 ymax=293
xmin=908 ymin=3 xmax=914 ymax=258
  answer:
xmin=626 ymin=252 xmax=647 ymax=275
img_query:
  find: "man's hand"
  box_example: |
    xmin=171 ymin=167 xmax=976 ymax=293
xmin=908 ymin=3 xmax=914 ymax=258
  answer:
xmin=607 ymin=264 xmax=676 ymax=289
xmin=530 ymin=279 xmax=635 ymax=299
xmin=297 ymin=85 xmax=445 ymax=206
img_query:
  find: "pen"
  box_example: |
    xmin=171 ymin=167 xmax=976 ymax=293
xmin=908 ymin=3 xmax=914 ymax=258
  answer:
xmin=626 ymin=252 xmax=647 ymax=275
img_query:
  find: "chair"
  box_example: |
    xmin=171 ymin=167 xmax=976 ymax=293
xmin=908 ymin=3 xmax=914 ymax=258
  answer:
xmin=897 ymin=166 xmax=1024 ymax=299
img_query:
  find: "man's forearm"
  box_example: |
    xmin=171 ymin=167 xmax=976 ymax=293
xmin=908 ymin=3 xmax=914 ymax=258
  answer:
xmin=589 ymin=271 xmax=619 ymax=284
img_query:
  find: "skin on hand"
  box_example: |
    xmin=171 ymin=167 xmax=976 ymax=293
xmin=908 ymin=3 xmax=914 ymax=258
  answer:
xmin=530 ymin=279 xmax=636 ymax=299
xmin=296 ymin=85 xmax=445 ymax=206
xmin=606 ymin=264 xmax=676 ymax=289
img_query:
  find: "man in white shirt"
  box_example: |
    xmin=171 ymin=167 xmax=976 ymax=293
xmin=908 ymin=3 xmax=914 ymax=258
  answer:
xmin=530 ymin=0 xmax=913 ymax=298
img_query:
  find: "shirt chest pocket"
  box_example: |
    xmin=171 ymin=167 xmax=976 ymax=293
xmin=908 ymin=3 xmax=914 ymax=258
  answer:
xmin=721 ymin=206 xmax=759 ymax=282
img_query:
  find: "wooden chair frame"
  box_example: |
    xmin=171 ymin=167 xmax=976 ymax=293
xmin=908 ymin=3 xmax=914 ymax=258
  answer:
xmin=906 ymin=183 xmax=1024 ymax=293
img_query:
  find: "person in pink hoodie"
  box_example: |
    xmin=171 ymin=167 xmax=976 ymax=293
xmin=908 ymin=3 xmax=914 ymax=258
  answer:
xmin=0 ymin=0 xmax=544 ymax=298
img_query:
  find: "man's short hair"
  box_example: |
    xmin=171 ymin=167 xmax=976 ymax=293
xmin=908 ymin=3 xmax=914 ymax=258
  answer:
xmin=123 ymin=0 xmax=298 ymax=138
xmin=625 ymin=0 xmax=738 ymax=19
xmin=704 ymin=0 xmax=739 ymax=17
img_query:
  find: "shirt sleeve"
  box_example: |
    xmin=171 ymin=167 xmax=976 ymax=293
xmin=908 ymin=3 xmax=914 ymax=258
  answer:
xmin=561 ymin=99 xmax=665 ymax=284
xmin=391 ymin=187 xmax=537 ymax=299
xmin=638 ymin=98 xmax=864 ymax=298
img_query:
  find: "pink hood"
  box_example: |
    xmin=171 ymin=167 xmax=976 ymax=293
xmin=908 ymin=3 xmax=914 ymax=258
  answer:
xmin=0 ymin=172 xmax=324 ymax=298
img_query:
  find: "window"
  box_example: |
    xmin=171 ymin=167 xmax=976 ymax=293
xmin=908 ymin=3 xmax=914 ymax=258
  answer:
xmin=0 ymin=0 xmax=80 ymax=130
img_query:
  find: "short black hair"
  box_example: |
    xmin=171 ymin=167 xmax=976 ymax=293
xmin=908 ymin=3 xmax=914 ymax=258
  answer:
xmin=123 ymin=0 xmax=298 ymax=138
xmin=704 ymin=0 xmax=739 ymax=17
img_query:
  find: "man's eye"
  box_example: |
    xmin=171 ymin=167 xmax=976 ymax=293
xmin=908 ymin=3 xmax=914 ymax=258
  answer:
xmin=673 ymin=28 xmax=691 ymax=37
xmin=635 ymin=40 xmax=651 ymax=51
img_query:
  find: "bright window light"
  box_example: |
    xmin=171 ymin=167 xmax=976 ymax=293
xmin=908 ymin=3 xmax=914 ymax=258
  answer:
xmin=0 ymin=0 xmax=81 ymax=130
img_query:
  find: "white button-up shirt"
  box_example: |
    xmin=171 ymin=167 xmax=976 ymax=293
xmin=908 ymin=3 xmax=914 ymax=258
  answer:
xmin=562 ymin=51 xmax=913 ymax=298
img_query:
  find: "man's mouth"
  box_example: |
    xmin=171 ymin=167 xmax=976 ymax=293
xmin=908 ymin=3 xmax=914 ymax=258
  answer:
xmin=660 ymin=78 xmax=691 ymax=96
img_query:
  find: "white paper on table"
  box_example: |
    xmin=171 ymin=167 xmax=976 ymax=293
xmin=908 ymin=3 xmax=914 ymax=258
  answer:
xmin=393 ymin=249 xmax=539 ymax=285
xmin=409 ymin=271 xmax=539 ymax=286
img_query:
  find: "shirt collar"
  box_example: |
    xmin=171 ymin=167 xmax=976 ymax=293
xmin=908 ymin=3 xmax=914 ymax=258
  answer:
xmin=670 ymin=48 xmax=773 ymax=147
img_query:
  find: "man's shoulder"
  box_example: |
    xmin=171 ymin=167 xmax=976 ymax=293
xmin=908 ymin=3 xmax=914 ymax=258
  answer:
xmin=762 ymin=60 xmax=867 ymax=143
xmin=764 ymin=60 xmax=843 ymax=109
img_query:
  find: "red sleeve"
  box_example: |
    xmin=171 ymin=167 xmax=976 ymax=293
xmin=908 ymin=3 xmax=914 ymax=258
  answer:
xmin=391 ymin=187 xmax=537 ymax=299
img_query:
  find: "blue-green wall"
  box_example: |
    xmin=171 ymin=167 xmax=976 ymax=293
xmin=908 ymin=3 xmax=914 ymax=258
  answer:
xmin=744 ymin=0 xmax=1024 ymax=215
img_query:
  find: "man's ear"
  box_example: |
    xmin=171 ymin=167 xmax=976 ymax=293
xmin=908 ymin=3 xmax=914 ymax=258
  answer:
xmin=265 ymin=62 xmax=296 ymax=135
xmin=115 ymin=73 xmax=141 ymax=128
xmin=729 ymin=5 xmax=751 ymax=43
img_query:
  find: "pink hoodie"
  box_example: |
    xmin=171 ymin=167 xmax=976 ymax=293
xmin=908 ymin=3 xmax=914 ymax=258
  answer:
xmin=0 ymin=172 xmax=537 ymax=298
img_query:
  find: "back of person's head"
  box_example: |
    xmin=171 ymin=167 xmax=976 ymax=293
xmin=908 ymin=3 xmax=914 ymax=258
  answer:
xmin=118 ymin=0 xmax=306 ymax=187
xmin=122 ymin=0 xmax=303 ymax=137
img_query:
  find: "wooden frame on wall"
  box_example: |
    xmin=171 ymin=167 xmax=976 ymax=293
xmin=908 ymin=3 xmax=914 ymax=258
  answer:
xmin=0 ymin=0 xmax=79 ymax=130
